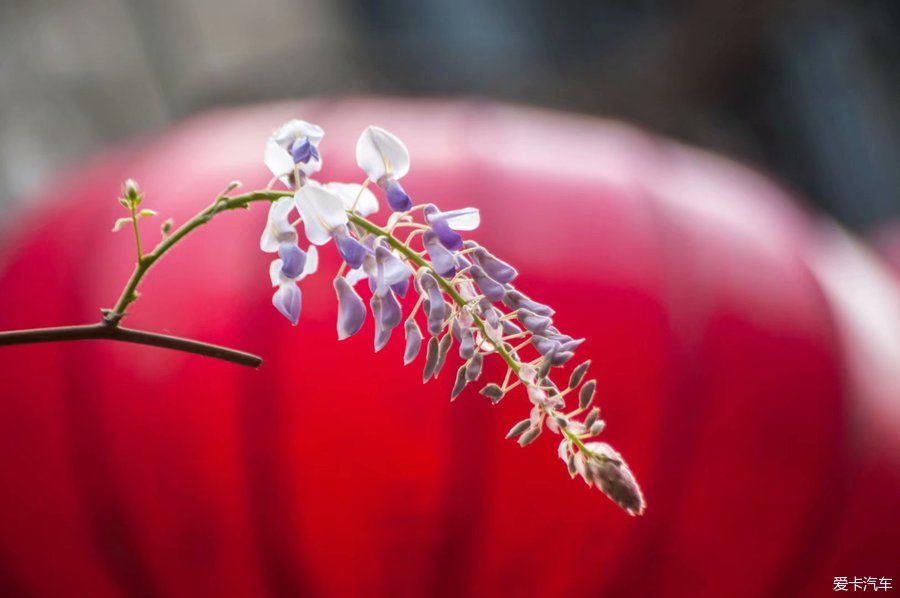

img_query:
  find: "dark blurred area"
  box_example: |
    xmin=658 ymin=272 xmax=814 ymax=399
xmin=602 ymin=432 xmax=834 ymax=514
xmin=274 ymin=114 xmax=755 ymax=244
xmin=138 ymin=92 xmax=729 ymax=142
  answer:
xmin=0 ymin=0 xmax=898 ymax=231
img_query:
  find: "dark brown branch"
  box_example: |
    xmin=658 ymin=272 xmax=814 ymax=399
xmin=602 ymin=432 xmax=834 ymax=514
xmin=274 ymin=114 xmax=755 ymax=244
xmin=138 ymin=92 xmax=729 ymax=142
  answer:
xmin=0 ymin=323 xmax=262 ymax=368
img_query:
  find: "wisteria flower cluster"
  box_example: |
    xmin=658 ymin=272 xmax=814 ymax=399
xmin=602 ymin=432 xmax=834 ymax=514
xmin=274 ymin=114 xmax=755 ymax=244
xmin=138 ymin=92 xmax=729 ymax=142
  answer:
xmin=0 ymin=116 xmax=644 ymax=516
xmin=258 ymin=119 xmax=646 ymax=515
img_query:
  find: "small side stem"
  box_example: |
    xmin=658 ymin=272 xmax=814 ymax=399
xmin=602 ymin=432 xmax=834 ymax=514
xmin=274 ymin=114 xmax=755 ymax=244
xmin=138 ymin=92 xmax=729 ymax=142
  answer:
xmin=108 ymin=190 xmax=291 ymax=322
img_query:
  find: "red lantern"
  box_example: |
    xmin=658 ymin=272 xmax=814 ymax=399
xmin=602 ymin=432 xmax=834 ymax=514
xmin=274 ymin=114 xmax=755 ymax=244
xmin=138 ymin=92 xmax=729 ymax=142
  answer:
xmin=0 ymin=100 xmax=897 ymax=597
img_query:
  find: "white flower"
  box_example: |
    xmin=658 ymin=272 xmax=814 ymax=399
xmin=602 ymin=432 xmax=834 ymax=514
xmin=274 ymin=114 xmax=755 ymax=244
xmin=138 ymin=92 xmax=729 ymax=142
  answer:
xmin=294 ymin=185 xmax=349 ymax=245
xmin=264 ymin=119 xmax=325 ymax=185
xmin=259 ymin=197 xmax=297 ymax=252
xmin=324 ymin=182 xmax=379 ymax=217
xmin=356 ymin=126 xmax=412 ymax=212
xmin=356 ymin=126 xmax=410 ymax=183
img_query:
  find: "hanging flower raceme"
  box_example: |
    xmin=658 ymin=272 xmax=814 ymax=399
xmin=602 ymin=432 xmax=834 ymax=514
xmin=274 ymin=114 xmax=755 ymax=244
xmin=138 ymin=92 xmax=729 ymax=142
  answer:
xmin=356 ymin=126 xmax=413 ymax=212
xmin=257 ymin=118 xmax=645 ymax=516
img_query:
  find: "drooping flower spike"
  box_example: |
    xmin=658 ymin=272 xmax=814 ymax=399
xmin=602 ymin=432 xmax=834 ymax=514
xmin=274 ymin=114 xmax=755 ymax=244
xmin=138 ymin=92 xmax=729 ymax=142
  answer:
xmin=258 ymin=119 xmax=645 ymax=516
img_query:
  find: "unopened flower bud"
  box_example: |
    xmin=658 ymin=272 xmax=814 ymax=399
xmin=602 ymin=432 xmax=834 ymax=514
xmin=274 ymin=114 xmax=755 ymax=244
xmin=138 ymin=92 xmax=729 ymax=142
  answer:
xmin=569 ymin=360 xmax=591 ymax=389
xmin=465 ymin=352 xmax=483 ymax=382
xmin=433 ymin=333 xmax=453 ymax=378
xmin=479 ymin=383 xmax=504 ymax=403
xmin=579 ymin=379 xmax=597 ymax=409
xmin=450 ymin=366 xmax=468 ymax=400
xmin=584 ymin=407 xmax=600 ymax=430
xmin=422 ymin=337 xmax=440 ymax=381
xmin=537 ymin=357 xmax=552 ymax=380
xmin=121 ymin=178 xmax=142 ymax=205
xmin=517 ymin=426 xmax=542 ymax=447
xmin=518 ymin=309 xmax=552 ymax=334
xmin=583 ymin=442 xmax=645 ymax=516
xmin=505 ymin=418 xmax=532 ymax=439
xmin=590 ymin=420 xmax=606 ymax=436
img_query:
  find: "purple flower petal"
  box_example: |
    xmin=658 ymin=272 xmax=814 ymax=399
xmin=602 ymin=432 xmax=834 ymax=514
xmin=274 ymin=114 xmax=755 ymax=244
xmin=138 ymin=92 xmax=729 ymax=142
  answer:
xmin=403 ymin=319 xmax=423 ymax=365
xmin=472 ymin=248 xmax=517 ymax=284
xmin=372 ymin=328 xmax=390 ymax=352
xmin=423 ymin=231 xmax=457 ymax=277
xmin=272 ymin=283 xmax=301 ymax=325
xmin=278 ymin=243 xmax=307 ymax=279
xmin=431 ymin=217 xmax=463 ymax=251
xmin=550 ymin=350 xmax=575 ymax=366
xmin=391 ymin=277 xmax=410 ymax=298
xmin=501 ymin=319 xmax=523 ymax=336
xmin=419 ymin=273 xmax=447 ymax=335
xmin=458 ymin=326 xmax=475 ymax=359
xmin=333 ymin=228 xmax=368 ymax=269
xmin=471 ymin=265 xmax=505 ymax=302
xmin=422 ymin=301 xmax=443 ymax=337
xmin=380 ymin=292 xmax=402 ymax=331
xmin=291 ymin=138 xmax=313 ymax=163
xmin=503 ymin=290 xmax=555 ymax=317
xmin=371 ymin=291 xmax=402 ymax=351
xmin=382 ymin=177 xmax=412 ymax=212
xmin=465 ymin=352 xmax=483 ymax=381
xmin=519 ymin=308 xmax=552 ymax=334
xmin=531 ymin=335 xmax=561 ymax=356
xmin=334 ymin=277 xmax=366 ymax=339
xmin=478 ymin=298 xmax=500 ymax=328
xmin=375 ymin=246 xmax=412 ymax=296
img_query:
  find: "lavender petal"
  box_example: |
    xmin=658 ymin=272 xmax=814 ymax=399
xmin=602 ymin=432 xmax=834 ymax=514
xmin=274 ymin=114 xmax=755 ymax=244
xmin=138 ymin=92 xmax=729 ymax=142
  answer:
xmin=518 ymin=308 xmax=552 ymax=334
xmin=334 ymin=277 xmax=366 ymax=339
xmin=423 ymin=231 xmax=457 ymax=277
xmin=403 ymin=319 xmax=423 ymax=365
xmin=473 ymin=248 xmax=518 ymax=284
xmin=465 ymin=352 xmax=483 ymax=381
xmin=278 ymin=243 xmax=307 ymax=279
xmin=383 ymin=177 xmax=412 ymax=212
xmin=272 ymin=283 xmax=301 ymax=326
xmin=433 ymin=333 xmax=453 ymax=378
xmin=450 ymin=366 xmax=468 ymax=400
xmin=422 ymin=337 xmax=440 ymax=381
xmin=334 ymin=228 xmax=368 ymax=269
xmin=471 ymin=265 xmax=505 ymax=302
xmin=458 ymin=327 xmax=475 ymax=360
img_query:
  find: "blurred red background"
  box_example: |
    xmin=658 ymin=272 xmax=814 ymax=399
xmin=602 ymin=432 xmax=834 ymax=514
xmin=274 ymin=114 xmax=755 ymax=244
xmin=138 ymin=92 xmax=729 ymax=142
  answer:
xmin=0 ymin=99 xmax=897 ymax=597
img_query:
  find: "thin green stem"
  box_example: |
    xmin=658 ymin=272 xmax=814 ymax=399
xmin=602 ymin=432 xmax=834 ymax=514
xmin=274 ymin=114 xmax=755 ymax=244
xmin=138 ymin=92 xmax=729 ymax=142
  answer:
xmin=108 ymin=190 xmax=291 ymax=323
xmin=130 ymin=201 xmax=143 ymax=262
